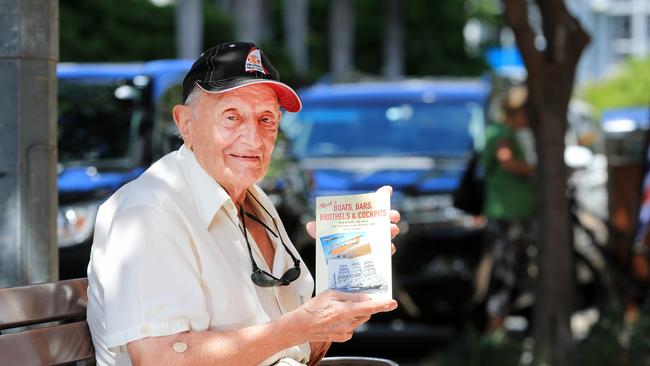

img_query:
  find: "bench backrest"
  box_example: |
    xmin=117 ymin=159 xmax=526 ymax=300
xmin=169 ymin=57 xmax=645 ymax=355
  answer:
xmin=0 ymin=278 xmax=94 ymax=365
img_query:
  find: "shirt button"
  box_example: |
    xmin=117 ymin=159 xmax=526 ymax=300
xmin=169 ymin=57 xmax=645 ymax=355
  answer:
xmin=141 ymin=325 xmax=149 ymax=335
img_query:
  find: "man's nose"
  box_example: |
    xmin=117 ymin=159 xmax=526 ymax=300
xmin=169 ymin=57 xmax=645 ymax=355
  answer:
xmin=239 ymin=119 xmax=263 ymax=148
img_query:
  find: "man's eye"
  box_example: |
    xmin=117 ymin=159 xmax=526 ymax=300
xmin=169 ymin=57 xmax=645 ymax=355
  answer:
xmin=260 ymin=116 xmax=277 ymax=125
xmin=226 ymin=115 xmax=237 ymax=121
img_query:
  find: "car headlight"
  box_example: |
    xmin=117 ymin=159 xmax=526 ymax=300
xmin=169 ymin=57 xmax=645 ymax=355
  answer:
xmin=57 ymin=201 xmax=100 ymax=248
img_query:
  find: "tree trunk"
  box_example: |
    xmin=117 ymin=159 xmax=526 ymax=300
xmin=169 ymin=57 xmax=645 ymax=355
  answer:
xmin=533 ymin=100 xmax=575 ymax=365
xmin=283 ymin=0 xmax=309 ymax=77
xmin=383 ymin=0 xmax=404 ymax=79
xmin=502 ymin=1 xmax=590 ymax=364
xmin=329 ymin=0 xmax=354 ymax=81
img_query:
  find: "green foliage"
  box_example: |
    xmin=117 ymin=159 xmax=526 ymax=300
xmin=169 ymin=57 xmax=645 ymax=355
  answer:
xmin=402 ymin=0 xmax=488 ymax=76
xmin=581 ymin=57 xmax=650 ymax=117
xmin=267 ymin=0 xmax=492 ymax=85
xmin=61 ymin=0 xmax=490 ymax=79
xmin=60 ymin=0 xmax=233 ymax=62
xmin=60 ymin=0 xmax=173 ymax=61
xmin=466 ymin=0 xmax=502 ymax=27
xmin=202 ymin=6 xmax=235 ymax=50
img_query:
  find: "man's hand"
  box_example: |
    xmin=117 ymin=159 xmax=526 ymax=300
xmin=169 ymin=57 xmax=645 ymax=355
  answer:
xmin=288 ymin=290 xmax=397 ymax=344
xmin=496 ymin=140 xmax=534 ymax=176
xmin=305 ymin=185 xmax=401 ymax=254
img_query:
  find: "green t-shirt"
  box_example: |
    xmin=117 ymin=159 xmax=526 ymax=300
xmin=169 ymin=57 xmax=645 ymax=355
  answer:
xmin=481 ymin=123 xmax=534 ymax=220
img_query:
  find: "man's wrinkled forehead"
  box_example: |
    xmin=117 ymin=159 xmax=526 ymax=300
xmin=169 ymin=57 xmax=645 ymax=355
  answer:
xmin=206 ymin=84 xmax=281 ymax=111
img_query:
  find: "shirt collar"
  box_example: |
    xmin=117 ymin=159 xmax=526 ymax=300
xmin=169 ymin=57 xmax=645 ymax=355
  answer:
xmin=176 ymin=145 xmax=233 ymax=228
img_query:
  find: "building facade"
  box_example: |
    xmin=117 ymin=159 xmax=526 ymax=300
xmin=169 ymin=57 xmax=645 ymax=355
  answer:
xmin=571 ymin=0 xmax=650 ymax=83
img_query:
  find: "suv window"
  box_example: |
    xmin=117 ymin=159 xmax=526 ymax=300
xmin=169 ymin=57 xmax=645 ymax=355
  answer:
xmin=58 ymin=79 xmax=143 ymax=164
xmin=154 ymin=83 xmax=184 ymax=157
xmin=283 ymin=101 xmax=485 ymax=158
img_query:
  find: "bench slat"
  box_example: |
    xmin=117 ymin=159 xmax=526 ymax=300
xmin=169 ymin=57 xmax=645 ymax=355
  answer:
xmin=0 ymin=320 xmax=94 ymax=365
xmin=0 ymin=278 xmax=88 ymax=330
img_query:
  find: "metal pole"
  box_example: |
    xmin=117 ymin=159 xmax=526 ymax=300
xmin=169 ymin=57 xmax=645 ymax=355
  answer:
xmin=0 ymin=0 xmax=58 ymax=286
xmin=176 ymin=0 xmax=204 ymax=59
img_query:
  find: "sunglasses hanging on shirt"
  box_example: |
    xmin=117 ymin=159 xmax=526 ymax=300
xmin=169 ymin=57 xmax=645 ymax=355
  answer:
xmin=238 ymin=193 xmax=301 ymax=287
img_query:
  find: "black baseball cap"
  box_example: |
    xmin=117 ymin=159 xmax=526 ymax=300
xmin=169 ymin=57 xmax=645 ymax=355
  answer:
xmin=181 ymin=42 xmax=302 ymax=112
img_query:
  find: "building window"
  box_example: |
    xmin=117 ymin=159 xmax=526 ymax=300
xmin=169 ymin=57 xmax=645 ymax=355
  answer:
xmin=610 ymin=15 xmax=632 ymax=40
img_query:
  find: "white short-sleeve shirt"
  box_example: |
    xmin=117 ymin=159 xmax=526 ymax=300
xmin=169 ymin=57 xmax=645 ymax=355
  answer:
xmin=86 ymin=145 xmax=314 ymax=366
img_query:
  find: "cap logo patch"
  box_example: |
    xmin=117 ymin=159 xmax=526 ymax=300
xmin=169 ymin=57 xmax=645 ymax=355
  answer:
xmin=245 ymin=48 xmax=266 ymax=74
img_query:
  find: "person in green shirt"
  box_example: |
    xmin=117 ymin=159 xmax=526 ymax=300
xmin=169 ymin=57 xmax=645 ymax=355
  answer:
xmin=481 ymin=86 xmax=535 ymax=333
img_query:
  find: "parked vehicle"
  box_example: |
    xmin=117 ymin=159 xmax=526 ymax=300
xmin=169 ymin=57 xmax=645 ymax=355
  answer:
xmin=282 ymin=79 xmax=490 ymax=332
xmin=56 ymin=61 xmax=309 ymax=279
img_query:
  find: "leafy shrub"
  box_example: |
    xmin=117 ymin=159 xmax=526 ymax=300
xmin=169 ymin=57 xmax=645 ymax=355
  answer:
xmin=581 ymin=57 xmax=650 ymax=117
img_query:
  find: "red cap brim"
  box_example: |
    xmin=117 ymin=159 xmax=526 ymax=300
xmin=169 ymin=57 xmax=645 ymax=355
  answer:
xmin=196 ymin=79 xmax=302 ymax=112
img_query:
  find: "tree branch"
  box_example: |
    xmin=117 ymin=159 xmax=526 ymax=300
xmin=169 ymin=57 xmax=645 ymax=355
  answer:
xmin=502 ymin=0 xmax=543 ymax=84
xmin=536 ymin=0 xmax=590 ymax=66
xmin=502 ymin=0 xmax=544 ymax=124
xmin=561 ymin=1 xmax=590 ymax=64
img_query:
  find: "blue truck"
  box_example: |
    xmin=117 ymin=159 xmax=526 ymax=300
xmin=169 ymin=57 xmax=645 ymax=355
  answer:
xmin=282 ymin=78 xmax=490 ymax=332
xmin=56 ymin=60 xmax=309 ymax=279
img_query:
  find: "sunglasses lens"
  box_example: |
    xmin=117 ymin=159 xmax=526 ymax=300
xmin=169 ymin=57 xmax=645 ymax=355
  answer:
xmin=251 ymin=271 xmax=277 ymax=287
xmin=281 ymin=267 xmax=301 ymax=283
xmin=251 ymin=266 xmax=301 ymax=287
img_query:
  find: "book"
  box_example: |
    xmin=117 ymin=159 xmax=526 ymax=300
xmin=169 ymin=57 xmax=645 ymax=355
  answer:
xmin=315 ymin=191 xmax=392 ymax=300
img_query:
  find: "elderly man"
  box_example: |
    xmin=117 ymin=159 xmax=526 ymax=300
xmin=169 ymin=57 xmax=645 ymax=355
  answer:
xmin=86 ymin=42 xmax=399 ymax=366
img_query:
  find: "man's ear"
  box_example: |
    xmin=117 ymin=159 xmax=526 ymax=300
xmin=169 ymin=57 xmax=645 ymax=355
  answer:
xmin=172 ymin=104 xmax=193 ymax=148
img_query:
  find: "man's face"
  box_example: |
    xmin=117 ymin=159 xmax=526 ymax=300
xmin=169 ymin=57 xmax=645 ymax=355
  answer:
xmin=506 ymin=107 xmax=528 ymax=129
xmin=181 ymin=84 xmax=282 ymax=193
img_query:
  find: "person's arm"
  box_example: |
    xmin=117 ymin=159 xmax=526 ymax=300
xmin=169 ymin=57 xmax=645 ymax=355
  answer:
xmin=495 ymin=140 xmax=534 ymax=176
xmin=127 ymin=290 xmax=396 ymax=366
xmin=127 ymin=318 xmax=296 ymax=366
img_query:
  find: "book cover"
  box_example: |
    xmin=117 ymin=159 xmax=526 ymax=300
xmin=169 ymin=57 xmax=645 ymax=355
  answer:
xmin=315 ymin=191 xmax=392 ymax=300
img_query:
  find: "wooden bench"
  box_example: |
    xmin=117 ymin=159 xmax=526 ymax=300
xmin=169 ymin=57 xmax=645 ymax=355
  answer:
xmin=0 ymin=278 xmax=94 ymax=365
xmin=0 ymin=278 xmax=398 ymax=365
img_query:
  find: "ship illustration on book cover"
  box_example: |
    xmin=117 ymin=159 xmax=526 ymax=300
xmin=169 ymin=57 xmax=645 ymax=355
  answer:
xmin=315 ymin=191 xmax=392 ymax=300
xmin=320 ymin=231 xmax=387 ymax=292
